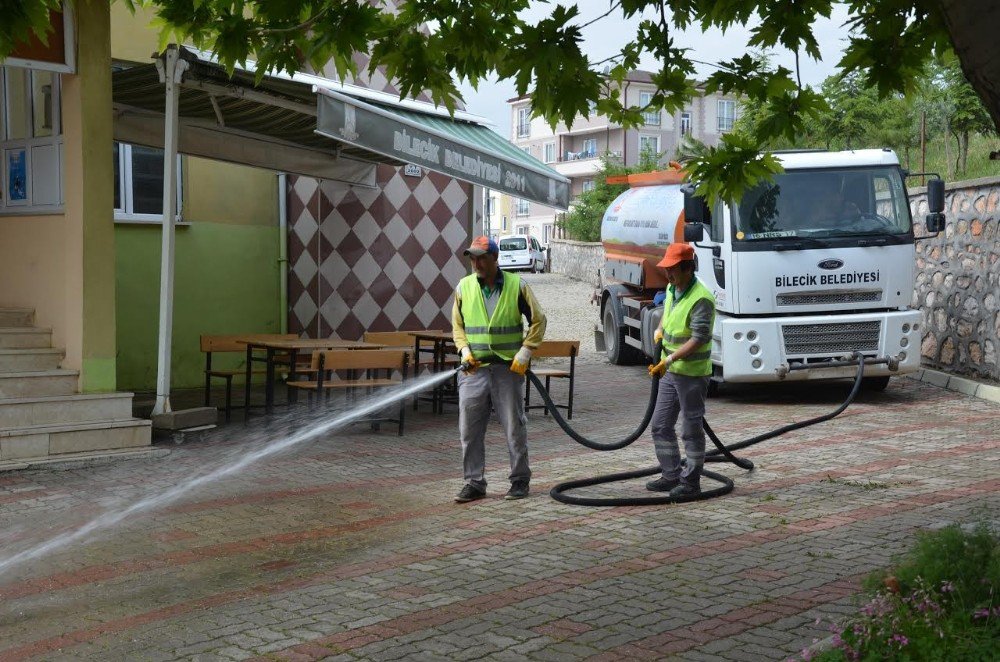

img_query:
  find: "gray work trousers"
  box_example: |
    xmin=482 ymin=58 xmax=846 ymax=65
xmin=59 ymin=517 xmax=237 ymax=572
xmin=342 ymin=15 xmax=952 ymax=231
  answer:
xmin=650 ymin=372 xmax=710 ymax=482
xmin=458 ymin=364 xmax=530 ymax=490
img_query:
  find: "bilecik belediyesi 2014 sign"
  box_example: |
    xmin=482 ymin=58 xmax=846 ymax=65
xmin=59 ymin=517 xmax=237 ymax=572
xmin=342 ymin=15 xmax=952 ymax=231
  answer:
xmin=315 ymin=88 xmax=569 ymax=210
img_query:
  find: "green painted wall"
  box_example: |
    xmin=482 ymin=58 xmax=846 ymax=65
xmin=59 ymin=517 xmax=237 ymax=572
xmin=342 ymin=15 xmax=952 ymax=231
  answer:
xmin=115 ymin=222 xmax=281 ymax=391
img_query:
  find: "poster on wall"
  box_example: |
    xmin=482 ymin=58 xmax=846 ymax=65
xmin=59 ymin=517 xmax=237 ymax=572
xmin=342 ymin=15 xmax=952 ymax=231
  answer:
xmin=7 ymin=149 xmax=28 ymax=203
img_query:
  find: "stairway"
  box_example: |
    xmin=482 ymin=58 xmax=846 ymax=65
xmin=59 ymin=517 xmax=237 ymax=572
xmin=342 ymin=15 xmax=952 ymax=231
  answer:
xmin=0 ymin=308 xmax=151 ymax=467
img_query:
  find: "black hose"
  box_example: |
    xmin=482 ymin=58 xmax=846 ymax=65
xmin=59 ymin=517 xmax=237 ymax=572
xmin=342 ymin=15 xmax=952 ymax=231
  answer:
xmin=526 ymin=353 xmax=867 ymax=506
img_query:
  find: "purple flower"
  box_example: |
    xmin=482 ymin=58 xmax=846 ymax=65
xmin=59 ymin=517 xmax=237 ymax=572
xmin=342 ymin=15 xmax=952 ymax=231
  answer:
xmin=940 ymin=581 xmax=955 ymax=593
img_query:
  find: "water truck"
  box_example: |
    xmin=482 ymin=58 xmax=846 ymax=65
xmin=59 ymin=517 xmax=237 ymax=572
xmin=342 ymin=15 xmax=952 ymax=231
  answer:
xmin=594 ymin=149 xmax=946 ymax=393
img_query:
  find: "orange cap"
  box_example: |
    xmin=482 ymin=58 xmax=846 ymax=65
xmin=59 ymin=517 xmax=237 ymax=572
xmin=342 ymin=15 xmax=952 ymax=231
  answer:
xmin=657 ymin=242 xmax=694 ymax=268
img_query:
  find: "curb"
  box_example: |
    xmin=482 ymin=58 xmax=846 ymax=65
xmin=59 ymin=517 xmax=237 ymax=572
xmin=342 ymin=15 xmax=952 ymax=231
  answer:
xmin=907 ymin=367 xmax=1000 ymax=405
xmin=0 ymin=446 xmax=171 ymax=473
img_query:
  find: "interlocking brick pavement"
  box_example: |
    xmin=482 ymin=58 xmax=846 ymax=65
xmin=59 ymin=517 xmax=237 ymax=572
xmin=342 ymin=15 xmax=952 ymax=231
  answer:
xmin=0 ymin=337 xmax=997 ymax=661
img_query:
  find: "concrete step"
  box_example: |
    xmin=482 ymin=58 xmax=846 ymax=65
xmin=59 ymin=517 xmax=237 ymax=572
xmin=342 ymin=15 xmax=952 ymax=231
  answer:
xmin=0 ymin=309 xmax=34 ymax=327
xmin=0 ymin=348 xmax=64 ymax=372
xmin=0 ymin=392 xmax=136 ymax=428
xmin=0 ymin=327 xmax=52 ymax=349
xmin=0 ymin=370 xmax=79 ymax=398
xmin=0 ymin=419 xmax=152 ymax=462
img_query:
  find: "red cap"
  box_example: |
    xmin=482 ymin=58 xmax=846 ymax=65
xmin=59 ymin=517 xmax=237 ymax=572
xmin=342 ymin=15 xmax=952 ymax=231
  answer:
xmin=657 ymin=242 xmax=694 ymax=268
xmin=464 ymin=235 xmax=499 ymax=256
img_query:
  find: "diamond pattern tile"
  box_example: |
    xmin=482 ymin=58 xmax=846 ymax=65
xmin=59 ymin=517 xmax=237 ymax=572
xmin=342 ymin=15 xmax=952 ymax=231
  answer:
xmin=286 ymin=162 xmax=474 ymax=338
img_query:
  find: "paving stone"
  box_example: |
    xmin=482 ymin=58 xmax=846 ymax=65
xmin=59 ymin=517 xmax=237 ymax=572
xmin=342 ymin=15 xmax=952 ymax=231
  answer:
xmin=0 ymin=274 xmax=996 ymax=662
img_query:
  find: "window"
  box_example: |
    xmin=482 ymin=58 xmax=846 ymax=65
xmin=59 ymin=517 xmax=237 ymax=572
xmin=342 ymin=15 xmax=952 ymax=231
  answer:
xmin=680 ymin=111 xmax=692 ymax=136
xmin=521 ymin=145 xmax=531 ymax=156
xmin=582 ymin=179 xmax=595 ymax=193
xmin=0 ymin=66 xmax=63 ymax=212
xmin=517 ymin=107 xmax=531 ymax=138
xmin=543 ymin=142 xmax=556 ymax=163
xmin=543 ymin=223 xmax=553 ymax=244
xmin=515 ymin=225 xmax=529 ymax=236
xmin=639 ymin=134 xmax=660 ymax=155
xmin=501 ymin=214 xmax=508 ymax=231
xmin=516 ymin=198 xmax=530 ymax=216
xmin=717 ymin=99 xmax=735 ymax=132
xmin=582 ymin=138 xmax=597 ymax=158
xmin=114 ymin=142 xmax=183 ymax=222
xmin=640 ymin=91 xmax=660 ymax=125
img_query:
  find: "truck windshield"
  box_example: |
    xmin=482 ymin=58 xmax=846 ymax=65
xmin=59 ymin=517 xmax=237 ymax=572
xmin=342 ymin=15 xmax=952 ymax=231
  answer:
xmin=500 ymin=237 xmax=528 ymax=251
xmin=734 ymin=167 xmax=912 ymax=241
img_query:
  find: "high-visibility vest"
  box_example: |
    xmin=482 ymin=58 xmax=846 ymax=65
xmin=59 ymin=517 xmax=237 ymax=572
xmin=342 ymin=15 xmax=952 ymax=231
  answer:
xmin=459 ymin=271 xmax=524 ymax=362
xmin=660 ymin=278 xmax=715 ymax=376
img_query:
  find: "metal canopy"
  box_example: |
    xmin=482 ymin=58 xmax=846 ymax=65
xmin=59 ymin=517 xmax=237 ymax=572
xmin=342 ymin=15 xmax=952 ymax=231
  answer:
xmin=316 ymin=88 xmax=570 ymax=209
xmin=112 ymin=47 xmax=377 ymax=186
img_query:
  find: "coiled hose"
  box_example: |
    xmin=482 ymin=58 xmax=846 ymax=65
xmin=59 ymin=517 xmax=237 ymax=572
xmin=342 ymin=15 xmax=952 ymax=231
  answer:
xmin=524 ymin=354 xmax=867 ymax=506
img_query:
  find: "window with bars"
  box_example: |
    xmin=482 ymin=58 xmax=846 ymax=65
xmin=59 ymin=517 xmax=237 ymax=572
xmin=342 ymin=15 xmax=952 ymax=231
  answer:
xmin=680 ymin=111 xmax=692 ymax=136
xmin=640 ymin=91 xmax=660 ymax=125
xmin=639 ymin=134 xmax=660 ymax=155
xmin=515 ymin=198 xmax=530 ymax=216
xmin=516 ymin=107 xmax=531 ymax=138
xmin=717 ymin=100 xmax=736 ymax=132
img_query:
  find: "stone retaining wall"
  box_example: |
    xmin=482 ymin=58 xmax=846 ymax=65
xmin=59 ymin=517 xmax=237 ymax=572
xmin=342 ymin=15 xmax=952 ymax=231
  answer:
xmin=911 ymin=176 xmax=1000 ymax=382
xmin=548 ymin=238 xmax=604 ymax=286
xmin=552 ymin=176 xmax=1000 ymax=383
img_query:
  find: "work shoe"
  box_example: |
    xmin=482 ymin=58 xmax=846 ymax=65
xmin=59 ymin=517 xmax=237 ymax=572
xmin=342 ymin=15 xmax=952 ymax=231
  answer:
xmin=645 ymin=476 xmax=680 ymax=492
xmin=668 ymin=482 xmax=701 ymax=498
xmin=454 ymin=484 xmax=486 ymax=503
xmin=504 ymin=480 xmax=530 ymax=500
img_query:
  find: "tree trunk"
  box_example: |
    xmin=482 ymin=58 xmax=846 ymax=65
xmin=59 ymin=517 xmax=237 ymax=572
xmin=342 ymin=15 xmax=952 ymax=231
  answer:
xmin=960 ymin=131 xmax=969 ymax=174
xmin=939 ymin=1 xmax=1000 ymax=134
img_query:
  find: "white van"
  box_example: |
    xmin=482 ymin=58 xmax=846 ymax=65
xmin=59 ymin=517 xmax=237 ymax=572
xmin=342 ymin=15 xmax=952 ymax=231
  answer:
xmin=498 ymin=235 xmax=546 ymax=273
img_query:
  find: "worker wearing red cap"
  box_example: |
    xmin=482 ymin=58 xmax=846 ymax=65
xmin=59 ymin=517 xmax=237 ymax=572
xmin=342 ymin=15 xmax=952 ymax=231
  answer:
xmin=451 ymin=235 xmax=547 ymax=503
xmin=646 ymin=242 xmax=716 ymax=497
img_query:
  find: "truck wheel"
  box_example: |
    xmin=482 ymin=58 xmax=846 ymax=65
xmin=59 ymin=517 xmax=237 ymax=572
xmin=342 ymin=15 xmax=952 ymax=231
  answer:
xmin=603 ymin=308 xmax=641 ymax=365
xmin=861 ymin=376 xmax=890 ymax=392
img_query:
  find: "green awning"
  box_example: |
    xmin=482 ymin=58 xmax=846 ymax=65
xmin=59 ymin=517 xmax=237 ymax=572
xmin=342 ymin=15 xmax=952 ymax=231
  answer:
xmin=316 ymin=87 xmax=570 ymax=209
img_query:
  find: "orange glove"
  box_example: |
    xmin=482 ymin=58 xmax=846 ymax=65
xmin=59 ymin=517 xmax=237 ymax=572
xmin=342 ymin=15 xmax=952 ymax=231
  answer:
xmin=654 ymin=328 xmax=664 ymax=344
xmin=648 ymin=356 xmax=673 ymax=378
xmin=460 ymin=347 xmax=480 ymax=374
xmin=510 ymin=346 xmax=532 ymax=376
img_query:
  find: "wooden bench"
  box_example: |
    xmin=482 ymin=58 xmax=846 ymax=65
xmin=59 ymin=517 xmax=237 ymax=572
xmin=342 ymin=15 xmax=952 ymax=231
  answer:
xmin=200 ymin=333 xmax=309 ymax=422
xmin=286 ymin=349 xmax=410 ymax=435
xmin=524 ymin=340 xmax=580 ymax=419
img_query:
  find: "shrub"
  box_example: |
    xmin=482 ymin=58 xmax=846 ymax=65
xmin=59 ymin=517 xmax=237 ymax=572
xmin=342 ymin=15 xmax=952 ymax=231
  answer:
xmin=802 ymin=524 xmax=999 ymax=661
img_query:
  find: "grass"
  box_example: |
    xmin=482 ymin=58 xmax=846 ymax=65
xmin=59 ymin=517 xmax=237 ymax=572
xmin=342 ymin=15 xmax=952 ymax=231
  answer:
xmin=897 ymin=133 xmax=1000 ymax=183
xmin=797 ymin=524 xmax=1000 ymax=661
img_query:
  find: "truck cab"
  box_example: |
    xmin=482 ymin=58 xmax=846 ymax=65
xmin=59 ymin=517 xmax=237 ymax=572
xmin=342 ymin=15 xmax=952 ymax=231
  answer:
xmin=596 ymin=149 xmax=945 ymax=391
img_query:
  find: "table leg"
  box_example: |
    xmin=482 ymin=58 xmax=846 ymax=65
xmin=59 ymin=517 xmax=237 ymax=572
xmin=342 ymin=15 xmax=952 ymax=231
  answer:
xmin=288 ymin=349 xmax=299 ymax=405
xmin=434 ymin=340 xmax=444 ymax=414
xmin=265 ymin=348 xmax=276 ymax=414
xmin=244 ymin=344 xmax=253 ymax=420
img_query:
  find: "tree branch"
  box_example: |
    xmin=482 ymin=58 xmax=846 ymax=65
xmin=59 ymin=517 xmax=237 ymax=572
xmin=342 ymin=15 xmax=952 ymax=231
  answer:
xmin=257 ymin=7 xmax=331 ymax=35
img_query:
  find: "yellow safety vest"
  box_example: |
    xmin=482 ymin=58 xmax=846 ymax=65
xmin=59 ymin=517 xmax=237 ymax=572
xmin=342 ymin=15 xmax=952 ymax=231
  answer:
xmin=661 ymin=278 xmax=715 ymax=377
xmin=459 ymin=271 xmax=524 ymax=362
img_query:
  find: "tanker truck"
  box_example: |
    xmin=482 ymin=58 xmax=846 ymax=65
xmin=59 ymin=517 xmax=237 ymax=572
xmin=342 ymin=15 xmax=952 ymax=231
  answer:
xmin=594 ymin=148 xmax=946 ymax=392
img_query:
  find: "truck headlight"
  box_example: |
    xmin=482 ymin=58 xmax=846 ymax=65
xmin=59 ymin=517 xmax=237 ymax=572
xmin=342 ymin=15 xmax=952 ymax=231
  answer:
xmin=734 ymin=332 xmax=743 ymax=341
xmin=752 ymin=359 xmax=762 ymax=369
xmin=900 ymin=337 xmax=909 ymax=347
xmin=902 ymin=323 xmax=911 ymax=333
xmin=749 ymin=345 xmax=760 ymax=356
xmin=747 ymin=330 xmax=758 ymax=342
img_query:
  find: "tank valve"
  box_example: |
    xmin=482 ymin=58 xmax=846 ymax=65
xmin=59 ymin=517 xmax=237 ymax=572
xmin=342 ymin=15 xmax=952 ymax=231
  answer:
xmin=887 ymin=355 xmax=900 ymax=371
xmin=775 ymin=363 xmax=790 ymax=380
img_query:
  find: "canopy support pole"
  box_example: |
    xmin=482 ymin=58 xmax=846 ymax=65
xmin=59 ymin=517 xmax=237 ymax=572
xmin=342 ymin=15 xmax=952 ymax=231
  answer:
xmin=152 ymin=47 xmax=188 ymax=416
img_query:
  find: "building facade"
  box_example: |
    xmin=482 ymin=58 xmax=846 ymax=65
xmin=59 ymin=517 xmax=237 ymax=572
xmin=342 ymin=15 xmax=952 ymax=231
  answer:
xmin=504 ymin=72 xmax=738 ymax=244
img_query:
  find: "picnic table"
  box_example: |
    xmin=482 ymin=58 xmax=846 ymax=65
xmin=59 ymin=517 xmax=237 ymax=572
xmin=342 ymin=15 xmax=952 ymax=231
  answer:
xmin=238 ymin=337 xmax=384 ymax=415
xmin=409 ymin=330 xmax=459 ymax=414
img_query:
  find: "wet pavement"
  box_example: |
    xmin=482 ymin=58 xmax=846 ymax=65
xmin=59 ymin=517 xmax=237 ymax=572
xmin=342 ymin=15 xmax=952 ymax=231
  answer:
xmin=0 ymin=355 xmax=997 ymax=661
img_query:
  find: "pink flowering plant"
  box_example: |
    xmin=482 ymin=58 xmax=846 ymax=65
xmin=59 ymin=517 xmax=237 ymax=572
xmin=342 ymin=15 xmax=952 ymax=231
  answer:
xmin=805 ymin=525 xmax=999 ymax=661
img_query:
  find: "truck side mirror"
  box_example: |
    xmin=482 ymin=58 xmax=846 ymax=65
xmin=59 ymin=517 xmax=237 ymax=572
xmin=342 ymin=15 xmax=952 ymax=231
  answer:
xmin=927 ymin=178 xmax=945 ymax=213
xmin=683 ymin=223 xmax=704 ymax=242
xmin=682 ymin=185 xmax=710 ymax=225
xmin=925 ymin=178 xmax=946 ymax=233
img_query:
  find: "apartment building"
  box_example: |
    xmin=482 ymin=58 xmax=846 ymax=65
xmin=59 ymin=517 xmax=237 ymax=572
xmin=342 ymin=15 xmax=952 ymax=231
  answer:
xmin=504 ymin=71 xmax=738 ymax=244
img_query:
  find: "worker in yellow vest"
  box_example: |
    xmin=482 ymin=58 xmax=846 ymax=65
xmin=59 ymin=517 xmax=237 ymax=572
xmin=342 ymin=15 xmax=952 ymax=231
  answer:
xmin=646 ymin=242 xmax=716 ymax=497
xmin=452 ymin=236 xmax=547 ymax=503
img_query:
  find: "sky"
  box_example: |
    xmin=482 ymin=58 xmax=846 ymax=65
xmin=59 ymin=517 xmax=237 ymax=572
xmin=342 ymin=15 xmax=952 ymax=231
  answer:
xmin=457 ymin=1 xmax=853 ymax=136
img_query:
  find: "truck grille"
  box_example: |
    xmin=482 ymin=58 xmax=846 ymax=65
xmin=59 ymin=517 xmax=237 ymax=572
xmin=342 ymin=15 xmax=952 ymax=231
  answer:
xmin=777 ymin=290 xmax=882 ymax=306
xmin=782 ymin=321 xmax=881 ymax=355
